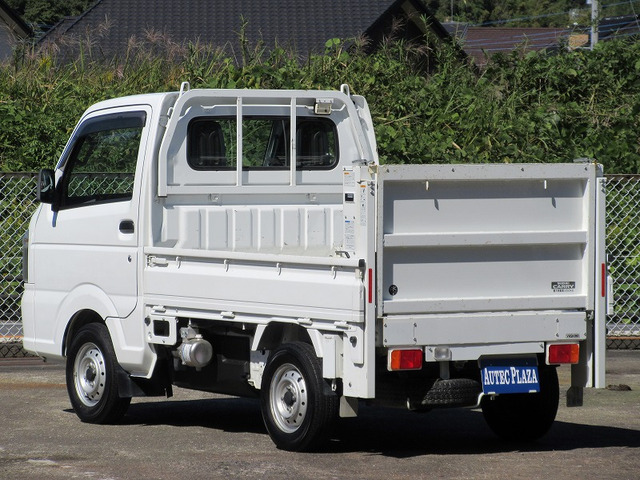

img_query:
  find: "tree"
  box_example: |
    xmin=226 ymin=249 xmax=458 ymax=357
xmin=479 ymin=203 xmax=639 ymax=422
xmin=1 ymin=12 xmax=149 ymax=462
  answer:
xmin=429 ymin=1 xmax=595 ymax=27
xmin=5 ymin=0 xmax=93 ymax=32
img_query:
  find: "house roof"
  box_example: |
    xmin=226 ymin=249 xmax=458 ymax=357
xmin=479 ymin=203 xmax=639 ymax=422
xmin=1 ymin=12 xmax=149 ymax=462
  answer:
xmin=599 ymin=14 xmax=640 ymax=41
xmin=447 ymin=14 xmax=640 ymax=68
xmin=44 ymin=16 xmax=78 ymax=40
xmin=446 ymin=25 xmax=577 ymax=67
xmin=39 ymin=0 xmax=449 ymax=62
xmin=0 ymin=0 xmax=32 ymax=38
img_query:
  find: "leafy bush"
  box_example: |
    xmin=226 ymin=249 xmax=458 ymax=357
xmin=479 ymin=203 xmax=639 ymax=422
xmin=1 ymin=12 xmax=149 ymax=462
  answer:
xmin=1 ymin=31 xmax=639 ymax=173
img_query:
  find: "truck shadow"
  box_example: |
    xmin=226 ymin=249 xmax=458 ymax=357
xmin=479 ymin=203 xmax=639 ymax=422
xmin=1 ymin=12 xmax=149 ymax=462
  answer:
xmin=331 ymin=405 xmax=640 ymax=457
xmin=120 ymin=398 xmax=640 ymax=457
xmin=123 ymin=397 xmax=267 ymax=434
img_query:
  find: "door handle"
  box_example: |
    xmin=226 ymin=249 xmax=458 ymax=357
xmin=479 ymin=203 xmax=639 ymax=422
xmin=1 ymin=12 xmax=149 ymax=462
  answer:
xmin=119 ymin=220 xmax=135 ymax=234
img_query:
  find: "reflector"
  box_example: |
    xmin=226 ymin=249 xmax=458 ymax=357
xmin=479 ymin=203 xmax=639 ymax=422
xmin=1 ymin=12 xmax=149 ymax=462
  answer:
xmin=548 ymin=343 xmax=580 ymax=364
xmin=389 ymin=349 xmax=423 ymax=370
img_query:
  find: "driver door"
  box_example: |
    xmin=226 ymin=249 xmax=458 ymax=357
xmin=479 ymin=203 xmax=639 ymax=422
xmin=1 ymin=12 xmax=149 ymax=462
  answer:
xmin=30 ymin=106 xmax=150 ymax=349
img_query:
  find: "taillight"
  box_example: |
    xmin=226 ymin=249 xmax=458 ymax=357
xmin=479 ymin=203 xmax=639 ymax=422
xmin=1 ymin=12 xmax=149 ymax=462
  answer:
xmin=388 ymin=349 xmax=423 ymax=371
xmin=21 ymin=230 xmax=29 ymax=283
xmin=547 ymin=343 xmax=580 ymax=364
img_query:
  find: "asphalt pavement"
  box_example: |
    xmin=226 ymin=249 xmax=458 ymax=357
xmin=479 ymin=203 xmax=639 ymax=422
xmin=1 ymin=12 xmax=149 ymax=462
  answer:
xmin=0 ymin=350 xmax=638 ymax=479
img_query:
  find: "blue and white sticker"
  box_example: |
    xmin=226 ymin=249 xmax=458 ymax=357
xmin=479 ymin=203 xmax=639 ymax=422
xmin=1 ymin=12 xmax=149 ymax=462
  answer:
xmin=481 ymin=365 xmax=540 ymax=394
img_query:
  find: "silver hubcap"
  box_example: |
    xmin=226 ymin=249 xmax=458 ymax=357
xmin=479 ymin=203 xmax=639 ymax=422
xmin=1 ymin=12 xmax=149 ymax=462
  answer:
xmin=269 ymin=363 xmax=308 ymax=433
xmin=73 ymin=342 xmax=106 ymax=407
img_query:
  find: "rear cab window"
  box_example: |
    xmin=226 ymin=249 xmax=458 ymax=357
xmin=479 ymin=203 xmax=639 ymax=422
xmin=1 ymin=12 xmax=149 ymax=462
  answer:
xmin=187 ymin=116 xmax=338 ymax=171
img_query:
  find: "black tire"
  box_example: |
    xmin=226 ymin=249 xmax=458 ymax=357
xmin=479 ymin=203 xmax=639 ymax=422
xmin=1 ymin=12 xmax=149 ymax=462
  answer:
xmin=260 ymin=342 xmax=338 ymax=451
xmin=481 ymin=366 xmax=559 ymax=442
xmin=65 ymin=323 xmax=131 ymax=424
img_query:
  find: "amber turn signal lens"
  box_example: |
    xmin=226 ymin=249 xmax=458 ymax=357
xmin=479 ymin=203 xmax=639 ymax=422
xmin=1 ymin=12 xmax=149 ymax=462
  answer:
xmin=389 ymin=349 xmax=423 ymax=370
xmin=548 ymin=343 xmax=580 ymax=364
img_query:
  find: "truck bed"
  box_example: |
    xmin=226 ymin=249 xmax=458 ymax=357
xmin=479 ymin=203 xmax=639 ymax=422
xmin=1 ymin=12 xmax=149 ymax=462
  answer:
xmin=373 ymin=163 xmax=603 ymax=367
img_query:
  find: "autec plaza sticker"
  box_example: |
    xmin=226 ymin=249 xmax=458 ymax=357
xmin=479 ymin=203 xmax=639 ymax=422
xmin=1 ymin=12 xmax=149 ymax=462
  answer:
xmin=482 ymin=365 xmax=540 ymax=394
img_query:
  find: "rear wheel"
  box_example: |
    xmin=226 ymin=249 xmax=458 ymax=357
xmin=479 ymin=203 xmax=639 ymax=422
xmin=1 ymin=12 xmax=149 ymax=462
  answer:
xmin=481 ymin=366 xmax=559 ymax=442
xmin=260 ymin=342 xmax=338 ymax=451
xmin=66 ymin=323 xmax=131 ymax=424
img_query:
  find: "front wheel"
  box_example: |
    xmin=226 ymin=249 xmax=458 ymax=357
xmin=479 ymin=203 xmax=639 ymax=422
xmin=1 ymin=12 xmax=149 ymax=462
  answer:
xmin=260 ymin=342 xmax=338 ymax=451
xmin=481 ymin=366 xmax=559 ymax=442
xmin=66 ymin=323 xmax=131 ymax=424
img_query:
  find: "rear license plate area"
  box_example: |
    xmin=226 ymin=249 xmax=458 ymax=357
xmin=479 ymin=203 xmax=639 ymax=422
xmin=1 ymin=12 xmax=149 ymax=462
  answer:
xmin=480 ymin=358 xmax=540 ymax=394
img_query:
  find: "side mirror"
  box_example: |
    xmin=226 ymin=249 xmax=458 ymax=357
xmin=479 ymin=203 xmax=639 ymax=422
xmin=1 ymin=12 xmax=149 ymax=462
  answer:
xmin=37 ymin=169 xmax=56 ymax=204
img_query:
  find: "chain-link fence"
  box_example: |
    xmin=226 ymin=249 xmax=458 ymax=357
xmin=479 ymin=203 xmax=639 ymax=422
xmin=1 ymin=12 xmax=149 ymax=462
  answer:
xmin=1 ymin=173 xmax=640 ymax=357
xmin=0 ymin=174 xmax=38 ymax=357
xmin=606 ymin=175 xmax=640 ymax=349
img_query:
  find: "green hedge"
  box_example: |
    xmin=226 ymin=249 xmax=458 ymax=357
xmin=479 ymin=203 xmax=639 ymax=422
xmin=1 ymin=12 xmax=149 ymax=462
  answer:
xmin=1 ymin=34 xmax=639 ymax=173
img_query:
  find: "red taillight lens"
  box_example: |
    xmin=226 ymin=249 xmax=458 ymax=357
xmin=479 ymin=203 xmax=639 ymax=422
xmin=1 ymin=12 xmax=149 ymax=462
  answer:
xmin=389 ymin=349 xmax=423 ymax=371
xmin=548 ymin=343 xmax=580 ymax=364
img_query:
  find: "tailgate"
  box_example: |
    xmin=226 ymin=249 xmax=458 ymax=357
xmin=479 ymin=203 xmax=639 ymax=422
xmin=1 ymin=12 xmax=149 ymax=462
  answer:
xmin=376 ymin=163 xmax=597 ymax=319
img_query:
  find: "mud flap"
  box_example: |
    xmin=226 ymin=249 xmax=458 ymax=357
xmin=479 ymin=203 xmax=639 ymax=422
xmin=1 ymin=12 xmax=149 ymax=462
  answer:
xmin=115 ymin=363 xmax=173 ymax=398
xmin=566 ymin=386 xmax=584 ymax=407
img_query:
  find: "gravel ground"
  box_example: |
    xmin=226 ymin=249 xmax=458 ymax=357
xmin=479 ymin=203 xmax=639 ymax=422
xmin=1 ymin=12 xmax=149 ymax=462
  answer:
xmin=0 ymin=350 xmax=638 ymax=480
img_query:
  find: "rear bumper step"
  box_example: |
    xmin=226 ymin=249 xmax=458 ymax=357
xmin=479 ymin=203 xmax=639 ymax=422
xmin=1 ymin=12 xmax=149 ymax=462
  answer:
xmin=419 ymin=378 xmax=482 ymax=408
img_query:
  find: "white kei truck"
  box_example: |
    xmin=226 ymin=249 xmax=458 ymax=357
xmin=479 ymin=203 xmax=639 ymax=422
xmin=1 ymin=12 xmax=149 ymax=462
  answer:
xmin=22 ymin=84 xmax=608 ymax=451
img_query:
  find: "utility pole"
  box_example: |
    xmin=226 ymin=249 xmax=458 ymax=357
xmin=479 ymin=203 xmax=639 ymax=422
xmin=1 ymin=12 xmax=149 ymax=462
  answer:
xmin=590 ymin=0 xmax=599 ymax=49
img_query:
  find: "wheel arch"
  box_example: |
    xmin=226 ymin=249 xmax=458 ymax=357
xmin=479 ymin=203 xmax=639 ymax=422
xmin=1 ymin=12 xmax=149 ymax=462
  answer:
xmin=54 ymin=283 xmax=120 ymax=357
xmin=63 ymin=309 xmax=104 ymax=356
xmin=254 ymin=323 xmax=316 ymax=353
xmin=251 ymin=323 xmax=342 ymax=389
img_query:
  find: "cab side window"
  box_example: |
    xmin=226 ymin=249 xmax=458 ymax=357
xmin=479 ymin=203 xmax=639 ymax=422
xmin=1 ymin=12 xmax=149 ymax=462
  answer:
xmin=59 ymin=112 xmax=146 ymax=209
